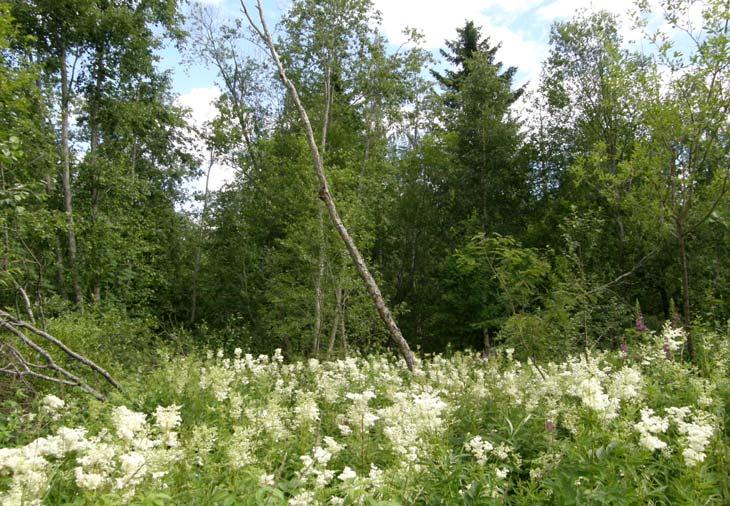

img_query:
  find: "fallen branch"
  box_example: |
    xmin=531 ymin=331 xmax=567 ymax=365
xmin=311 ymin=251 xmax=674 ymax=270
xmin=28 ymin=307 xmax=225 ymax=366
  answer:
xmin=0 ymin=309 xmax=121 ymax=391
xmin=0 ymin=309 xmax=122 ymax=400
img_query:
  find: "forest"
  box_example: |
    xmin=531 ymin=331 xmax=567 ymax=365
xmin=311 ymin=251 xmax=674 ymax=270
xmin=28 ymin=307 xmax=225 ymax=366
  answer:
xmin=0 ymin=0 xmax=728 ymax=504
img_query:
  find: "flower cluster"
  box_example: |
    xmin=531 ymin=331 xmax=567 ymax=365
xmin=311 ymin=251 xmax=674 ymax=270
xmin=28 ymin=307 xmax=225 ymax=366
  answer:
xmin=634 ymin=406 xmax=715 ymax=465
xmin=1 ymin=323 xmax=723 ymax=504
xmin=0 ymin=404 xmax=181 ymax=505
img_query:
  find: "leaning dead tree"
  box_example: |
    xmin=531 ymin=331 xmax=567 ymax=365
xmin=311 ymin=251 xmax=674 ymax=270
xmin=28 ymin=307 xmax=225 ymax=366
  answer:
xmin=240 ymin=0 xmax=417 ymax=371
xmin=0 ymin=309 xmax=121 ymax=401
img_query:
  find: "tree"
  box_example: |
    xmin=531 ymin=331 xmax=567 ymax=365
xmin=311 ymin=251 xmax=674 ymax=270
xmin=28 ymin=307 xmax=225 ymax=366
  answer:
xmin=628 ymin=0 xmax=729 ymax=356
xmin=240 ymin=0 xmax=416 ymax=370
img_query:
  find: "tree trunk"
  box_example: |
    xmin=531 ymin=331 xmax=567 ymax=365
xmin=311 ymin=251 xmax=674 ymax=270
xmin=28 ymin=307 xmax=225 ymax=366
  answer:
xmin=242 ymin=1 xmax=416 ymax=370
xmin=676 ymin=219 xmax=693 ymax=359
xmin=327 ymin=286 xmax=342 ymax=356
xmin=89 ymin=44 xmax=104 ymax=303
xmin=60 ymin=46 xmax=83 ymax=311
xmin=313 ymin=71 xmax=332 ymax=357
xmin=312 ymin=206 xmax=325 ymax=355
xmin=190 ymin=150 xmax=214 ymax=324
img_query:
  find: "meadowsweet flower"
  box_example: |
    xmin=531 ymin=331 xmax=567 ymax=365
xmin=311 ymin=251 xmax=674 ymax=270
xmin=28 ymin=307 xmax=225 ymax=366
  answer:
xmin=337 ymin=424 xmax=352 ymax=436
xmin=338 ymin=466 xmax=357 ymax=481
xmin=609 ymin=366 xmax=644 ymax=401
xmin=635 ymin=408 xmax=668 ymax=451
xmin=154 ymin=405 xmax=182 ymax=433
xmin=75 ymin=467 xmax=107 ymax=490
xmin=227 ymin=426 xmax=256 ymax=468
xmin=230 ymin=393 xmax=244 ymax=419
xmin=259 ymin=473 xmax=275 ymax=487
xmin=312 ymin=446 xmax=332 ymax=465
xmin=662 ymin=323 xmax=684 ymax=352
xmin=344 ymin=390 xmax=379 ymax=432
xmin=368 ymin=464 xmax=384 ymax=487
xmin=323 ymin=436 xmax=344 ymax=455
xmin=289 ymin=491 xmax=315 ymax=506
xmin=294 ymin=392 xmax=320 ymax=425
xmin=575 ymin=377 xmax=615 ymax=416
xmin=465 ymin=436 xmax=493 ymax=465
xmin=199 ymin=364 xmax=235 ymax=401
xmin=117 ymin=451 xmax=147 ymax=488
xmin=188 ymin=424 xmax=217 ymax=466
xmin=379 ymin=389 xmax=448 ymax=462
xmin=493 ymin=443 xmax=512 ymax=461
xmin=111 ymin=406 xmax=148 ymax=442
xmin=495 ymin=467 xmax=509 ymax=479
xmin=41 ymin=394 xmax=65 ymax=412
xmin=56 ymin=427 xmax=89 ymax=453
xmin=668 ymin=408 xmax=714 ymax=467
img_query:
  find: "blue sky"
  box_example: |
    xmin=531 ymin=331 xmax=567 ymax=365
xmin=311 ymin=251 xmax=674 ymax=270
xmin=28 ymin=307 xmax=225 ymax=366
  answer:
xmin=160 ymin=0 xmax=695 ymax=193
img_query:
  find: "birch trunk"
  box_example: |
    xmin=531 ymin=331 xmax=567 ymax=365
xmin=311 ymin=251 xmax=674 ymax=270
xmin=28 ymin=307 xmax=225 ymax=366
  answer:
xmin=241 ymin=1 xmax=416 ymax=370
xmin=190 ymin=151 xmax=214 ymax=324
xmin=60 ymin=46 xmax=83 ymax=311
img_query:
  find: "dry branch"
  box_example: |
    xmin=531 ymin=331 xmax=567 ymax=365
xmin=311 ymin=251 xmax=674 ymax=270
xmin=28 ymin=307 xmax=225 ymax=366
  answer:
xmin=0 ymin=309 xmax=122 ymax=400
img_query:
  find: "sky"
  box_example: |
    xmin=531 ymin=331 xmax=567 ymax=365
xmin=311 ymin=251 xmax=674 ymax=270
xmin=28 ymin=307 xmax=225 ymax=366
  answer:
xmin=160 ymin=0 xmax=681 ymax=195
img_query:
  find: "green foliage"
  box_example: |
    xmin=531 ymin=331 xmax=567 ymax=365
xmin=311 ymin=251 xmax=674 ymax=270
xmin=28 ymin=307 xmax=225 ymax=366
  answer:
xmin=1 ymin=325 xmax=728 ymax=504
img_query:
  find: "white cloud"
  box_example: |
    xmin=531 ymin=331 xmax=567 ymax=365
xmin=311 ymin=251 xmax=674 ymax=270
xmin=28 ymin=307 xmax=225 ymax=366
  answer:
xmin=373 ymin=0 xmax=485 ymax=49
xmin=176 ymin=86 xmax=221 ymax=130
xmin=175 ymin=86 xmax=237 ymax=194
xmin=371 ymin=0 xmax=669 ymax=88
xmin=372 ymin=0 xmax=545 ymax=86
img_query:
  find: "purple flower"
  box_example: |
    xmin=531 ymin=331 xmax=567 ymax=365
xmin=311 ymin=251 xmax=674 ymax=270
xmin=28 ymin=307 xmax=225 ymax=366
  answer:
xmin=545 ymin=420 xmax=556 ymax=432
xmin=620 ymin=341 xmax=629 ymax=357
xmin=635 ymin=312 xmax=647 ymax=332
xmin=671 ymin=311 xmax=681 ymax=328
xmin=663 ymin=340 xmax=672 ymax=360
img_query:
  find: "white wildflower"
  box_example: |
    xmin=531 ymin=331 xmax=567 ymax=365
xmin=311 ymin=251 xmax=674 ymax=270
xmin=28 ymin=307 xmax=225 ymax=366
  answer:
xmin=338 ymin=466 xmax=357 ymax=481
xmin=294 ymin=392 xmax=320 ymax=425
xmin=289 ymin=490 xmax=315 ymax=506
xmin=465 ymin=436 xmax=493 ymax=465
xmin=259 ymin=473 xmax=275 ymax=487
xmin=227 ymin=426 xmax=256 ymax=468
xmin=111 ymin=406 xmax=147 ymax=442
xmin=635 ymin=408 xmax=668 ymax=452
xmin=75 ymin=467 xmax=107 ymax=490
xmin=154 ymin=405 xmax=182 ymax=432
xmin=41 ymin=394 xmax=65 ymax=412
xmin=188 ymin=425 xmax=218 ymax=466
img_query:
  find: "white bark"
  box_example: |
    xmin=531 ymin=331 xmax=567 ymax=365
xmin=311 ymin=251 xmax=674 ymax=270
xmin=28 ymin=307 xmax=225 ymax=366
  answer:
xmin=241 ymin=1 xmax=416 ymax=370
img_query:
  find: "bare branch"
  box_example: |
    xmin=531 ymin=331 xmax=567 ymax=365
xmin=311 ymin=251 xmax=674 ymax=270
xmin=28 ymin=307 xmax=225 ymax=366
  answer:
xmin=0 ymin=309 xmax=121 ymax=392
xmin=0 ymin=320 xmax=105 ymax=400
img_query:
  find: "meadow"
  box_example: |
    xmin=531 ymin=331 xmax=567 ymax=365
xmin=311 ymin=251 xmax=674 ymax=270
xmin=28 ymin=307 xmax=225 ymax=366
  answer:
xmin=1 ymin=322 xmax=728 ymax=505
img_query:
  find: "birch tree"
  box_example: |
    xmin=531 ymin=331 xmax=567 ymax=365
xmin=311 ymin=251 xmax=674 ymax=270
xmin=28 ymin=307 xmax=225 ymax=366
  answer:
xmin=240 ymin=0 xmax=416 ymax=370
